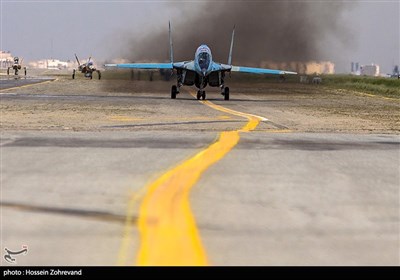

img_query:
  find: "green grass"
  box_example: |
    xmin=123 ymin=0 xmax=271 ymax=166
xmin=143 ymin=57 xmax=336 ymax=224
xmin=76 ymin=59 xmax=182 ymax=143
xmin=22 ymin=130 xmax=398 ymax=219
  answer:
xmin=321 ymin=74 xmax=400 ymax=99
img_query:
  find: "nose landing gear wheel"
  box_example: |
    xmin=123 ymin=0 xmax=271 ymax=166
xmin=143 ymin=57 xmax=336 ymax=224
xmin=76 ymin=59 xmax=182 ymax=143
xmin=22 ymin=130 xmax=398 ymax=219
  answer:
xmin=197 ymin=91 xmax=201 ymax=100
xmin=171 ymin=85 xmax=177 ymax=99
xmin=224 ymin=87 xmax=230 ymax=100
xmin=202 ymin=91 xmax=206 ymax=100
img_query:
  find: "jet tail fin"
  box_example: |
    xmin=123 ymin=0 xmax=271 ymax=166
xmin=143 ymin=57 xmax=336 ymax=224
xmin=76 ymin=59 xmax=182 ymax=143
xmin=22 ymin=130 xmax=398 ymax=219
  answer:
xmin=228 ymin=25 xmax=235 ymax=65
xmin=75 ymin=54 xmax=81 ymax=66
xmin=169 ymin=21 xmax=174 ymax=63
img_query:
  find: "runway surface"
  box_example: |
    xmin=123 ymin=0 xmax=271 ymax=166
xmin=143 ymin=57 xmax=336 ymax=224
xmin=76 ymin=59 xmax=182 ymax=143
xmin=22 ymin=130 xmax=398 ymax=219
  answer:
xmin=0 ymin=77 xmax=54 ymax=91
xmin=1 ymin=79 xmax=399 ymax=265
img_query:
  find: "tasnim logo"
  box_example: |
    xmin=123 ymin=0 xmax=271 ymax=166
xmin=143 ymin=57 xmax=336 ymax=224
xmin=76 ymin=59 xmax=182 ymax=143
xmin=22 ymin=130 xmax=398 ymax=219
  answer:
xmin=3 ymin=245 xmax=28 ymax=264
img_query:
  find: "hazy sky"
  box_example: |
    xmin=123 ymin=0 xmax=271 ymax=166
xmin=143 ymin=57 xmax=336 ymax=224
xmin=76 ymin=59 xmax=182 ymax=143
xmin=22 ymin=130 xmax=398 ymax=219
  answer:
xmin=1 ymin=0 xmax=399 ymax=73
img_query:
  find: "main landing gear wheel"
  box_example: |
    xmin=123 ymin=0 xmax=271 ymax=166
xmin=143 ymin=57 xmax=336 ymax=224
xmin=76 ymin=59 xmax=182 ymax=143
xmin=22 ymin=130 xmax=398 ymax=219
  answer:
xmin=97 ymin=70 xmax=101 ymax=80
xmin=72 ymin=69 xmax=76 ymax=79
xmin=224 ymin=87 xmax=230 ymax=100
xmin=197 ymin=91 xmax=206 ymax=100
xmin=171 ymin=85 xmax=177 ymax=99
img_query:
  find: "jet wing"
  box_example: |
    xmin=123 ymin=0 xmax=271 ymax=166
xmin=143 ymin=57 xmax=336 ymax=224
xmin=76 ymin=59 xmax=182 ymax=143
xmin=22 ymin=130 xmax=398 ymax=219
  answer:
xmin=105 ymin=63 xmax=173 ymax=69
xmin=231 ymin=66 xmax=297 ymax=75
xmin=172 ymin=61 xmax=196 ymax=71
xmin=105 ymin=61 xmax=196 ymax=71
xmin=211 ymin=62 xmax=232 ymax=72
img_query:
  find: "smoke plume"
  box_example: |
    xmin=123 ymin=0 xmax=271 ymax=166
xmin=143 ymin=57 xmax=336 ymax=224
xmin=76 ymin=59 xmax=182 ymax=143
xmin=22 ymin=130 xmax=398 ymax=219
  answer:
xmin=120 ymin=1 xmax=352 ymax=66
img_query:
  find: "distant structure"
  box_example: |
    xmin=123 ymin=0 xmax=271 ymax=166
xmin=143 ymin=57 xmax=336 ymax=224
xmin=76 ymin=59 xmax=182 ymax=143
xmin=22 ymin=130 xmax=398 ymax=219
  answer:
xmin=28 ymin=59 xmax=71 ymax=70
xmin=261 ymin=61 xmax=335 ymax=75
xmin=360 ymin=64 xmax=380 ymax=76
xmin=392 ymin=65 xmax=399 ymax=77
xmin=351 ymin=62 xmax=361 ymax=75
xmin=0 ymin=50 xmax=14 ymax=68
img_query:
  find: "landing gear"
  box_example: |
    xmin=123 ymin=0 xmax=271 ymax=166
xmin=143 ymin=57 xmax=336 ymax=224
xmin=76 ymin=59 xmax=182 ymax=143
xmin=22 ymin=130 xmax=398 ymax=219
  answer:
xmin=223 ymin=87 xmax=230 ymax=100
xmin=197 ymin=90 xmax=206 ymax=100
xmin=97 ymin=70 xmax=101 ymax=80
xmin=72 ymin=69 xmax=76 ymax=79
xmin=7 ymin=66 xmax=25 ymax=77
xmin=171 ymin=85 xmax=177 ymax=99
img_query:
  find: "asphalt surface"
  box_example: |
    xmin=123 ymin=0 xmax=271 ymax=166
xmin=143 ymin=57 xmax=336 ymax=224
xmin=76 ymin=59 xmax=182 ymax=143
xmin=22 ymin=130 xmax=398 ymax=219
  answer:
xmin=1 ymin=79 xmax=399 ymax=265
xmin=0 ymin=77 xmax=54 ymax=90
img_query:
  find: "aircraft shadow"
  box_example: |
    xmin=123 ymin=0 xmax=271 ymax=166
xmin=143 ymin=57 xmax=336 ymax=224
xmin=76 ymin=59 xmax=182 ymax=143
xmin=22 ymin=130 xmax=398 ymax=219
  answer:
xmin=1 ymin=201 xmax=134 ymax=225
xmin=102 ymin=119 xmax=244 ymax=129
xmin=1 ymin=92 xmax=289 ymax=103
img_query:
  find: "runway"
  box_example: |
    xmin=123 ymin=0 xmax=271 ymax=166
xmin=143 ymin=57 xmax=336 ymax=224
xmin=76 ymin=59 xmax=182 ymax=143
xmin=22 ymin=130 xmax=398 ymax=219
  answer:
xmin=0 ymin=76 xmax=55 ymax=91
xmin=1 ymin=78 xmax=399 ymax=265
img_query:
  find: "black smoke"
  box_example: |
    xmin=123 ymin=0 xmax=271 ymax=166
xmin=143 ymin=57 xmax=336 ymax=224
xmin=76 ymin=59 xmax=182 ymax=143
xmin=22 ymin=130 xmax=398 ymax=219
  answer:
xmin=118 ymin=1 xmax=352 ymax=66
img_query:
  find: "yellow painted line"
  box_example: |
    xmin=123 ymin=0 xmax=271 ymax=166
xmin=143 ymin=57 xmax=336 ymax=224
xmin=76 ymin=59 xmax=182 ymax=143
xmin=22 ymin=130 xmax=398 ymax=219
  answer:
xmin=378 ymin=96 xmax=398 ymax=101
xmin=195 ymin=99 xmax=269 ymax=123
xmin=0 ymin=78 xmax=57 ymax=92
xmin=109 ymin=116 xmax=144 ymax=122
xmin=117 ymin=188 xmax=147 ymax=266
xmin=218 ymin=115 xmax=232 ymax=120
xmin=132 ymin=90 xmax=265 ymax=266
xmin=350 ymin=91 xmax=400 ymax=101
xmin=362 ymin=93 xmax=399 ymax=101
xmin=257 ymin=129 xmax=293 ymax=133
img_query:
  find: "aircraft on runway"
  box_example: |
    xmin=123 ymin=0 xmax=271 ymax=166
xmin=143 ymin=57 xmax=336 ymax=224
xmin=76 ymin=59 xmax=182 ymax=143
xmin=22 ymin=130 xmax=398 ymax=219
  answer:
xmin=7 ymin=57 xmax=27 ymax=77
xmin=72 ymin=54 xmax=101 ymax=80
xmin=105 ymin=23 xmax=296 ymax=100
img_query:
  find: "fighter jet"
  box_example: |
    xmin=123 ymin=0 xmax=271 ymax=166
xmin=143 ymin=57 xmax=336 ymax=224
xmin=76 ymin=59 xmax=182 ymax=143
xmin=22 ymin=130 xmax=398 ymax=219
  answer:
xmin=7 ymin=57 xmax=27 ymax=76
xmin=72 ymin=54 xmax=101 ymax=80
xmin=105 ymin=23 xmax=296 ymax=100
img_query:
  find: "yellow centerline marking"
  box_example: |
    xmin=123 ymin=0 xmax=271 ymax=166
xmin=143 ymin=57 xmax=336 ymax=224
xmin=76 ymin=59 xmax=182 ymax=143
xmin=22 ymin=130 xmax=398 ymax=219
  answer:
xmin=0 ymin=78 xmax=57 ymax=93
xmin=131 ymin=90 xmax=265 ymax=266
xmin=336 ymin=89 xmax=400 ymax=102
xmin=117 ymin=188 xmax=147 ymax=266
xmin=109 ymin=116 xmax=144 ymax=122
xmin=359 ymin=92 xmax=399 ymax=101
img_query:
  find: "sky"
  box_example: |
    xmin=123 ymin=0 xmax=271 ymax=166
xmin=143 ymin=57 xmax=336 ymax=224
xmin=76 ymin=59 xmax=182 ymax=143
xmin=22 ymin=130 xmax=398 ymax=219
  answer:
xmin=1 ymin=0 xmax=399 ymax=74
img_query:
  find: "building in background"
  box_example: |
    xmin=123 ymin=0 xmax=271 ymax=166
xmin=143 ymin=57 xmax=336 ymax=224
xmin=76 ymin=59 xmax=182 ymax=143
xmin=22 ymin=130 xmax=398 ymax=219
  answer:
xmin=360 ymin=64 xmax=380 ymax=76
xmin=351 ymin=62 xmax=361 ymax=75
xmin=28 ymin=59 xmax=72 ymax=70
xmin=392 ymin=65 xmax=399 ymax=77
xmin=260 ymin=61 xmax=335 ymax=75
xmin=0 ymin=50 xmax=14 ymax=68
